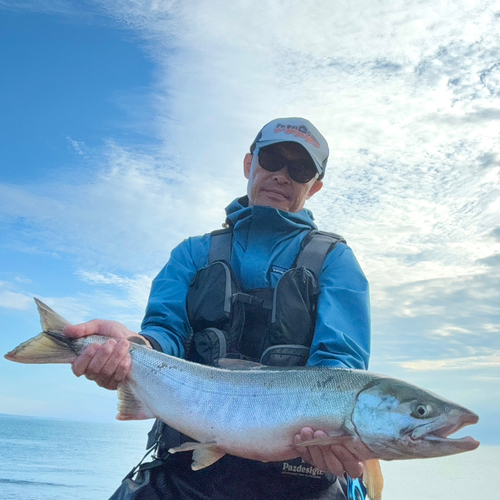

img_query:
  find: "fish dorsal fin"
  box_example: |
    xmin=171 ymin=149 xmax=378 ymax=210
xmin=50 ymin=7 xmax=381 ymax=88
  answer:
xmin=168 ymin=441 xmax=226 ymax=470
xmin=35 ymin=298 xmax=71 ymax=334
xmin=218 ymin=358 xmax=265 ymax=370
xmin=363 ymin=459 xmax=384 ymax=500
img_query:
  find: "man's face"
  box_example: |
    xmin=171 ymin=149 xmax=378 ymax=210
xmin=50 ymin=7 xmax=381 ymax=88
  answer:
xmin=244 ymin=143 xmax=323 ymax=213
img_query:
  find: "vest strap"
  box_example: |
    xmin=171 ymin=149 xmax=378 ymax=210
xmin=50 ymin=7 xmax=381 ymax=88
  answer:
xmin=232 ymin=292 xmax=273 ymax=310
xmin=209 ymin=228 xmax=233 ymax=264
xmin=295 ymin=231 xmax=345 ymax=279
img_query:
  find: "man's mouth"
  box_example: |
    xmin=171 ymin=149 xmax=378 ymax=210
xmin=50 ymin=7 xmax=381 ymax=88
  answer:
xmin=262 ymin=188 xmax=289 ymax=199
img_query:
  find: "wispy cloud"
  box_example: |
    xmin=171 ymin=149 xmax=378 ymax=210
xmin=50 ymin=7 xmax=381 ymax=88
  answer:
xmin=66 ymin=137 xmax=88 ymax=157
xmin=0 ymin=142 xmax=237 ymax=274
xmin=76 ymin=270 xmax=152 ymax=310
xmin=398 ymin=352 xmax=500 ymax=371
xmin=0 ymin=283 xmax=32 ymax=310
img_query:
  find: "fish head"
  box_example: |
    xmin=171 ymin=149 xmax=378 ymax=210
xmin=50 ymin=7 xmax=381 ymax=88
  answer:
xmin=351 ymin=377 xmax=479 ymax=460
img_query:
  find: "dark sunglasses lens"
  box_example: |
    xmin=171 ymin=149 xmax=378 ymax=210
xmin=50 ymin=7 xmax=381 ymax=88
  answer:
xmin=258 ymin=149 xmax=283 ymax=172
xmin=288 ymin=163 xmax=317 ymax=183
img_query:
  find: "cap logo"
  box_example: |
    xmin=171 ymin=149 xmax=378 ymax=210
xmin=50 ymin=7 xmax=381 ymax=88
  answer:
xmin=273 ymin=123 xmax=321 ymax=149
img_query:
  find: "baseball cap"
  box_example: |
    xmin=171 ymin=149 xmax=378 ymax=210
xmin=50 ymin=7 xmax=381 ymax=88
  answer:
xmin=250 ymin=117 xmax=329 ymax=179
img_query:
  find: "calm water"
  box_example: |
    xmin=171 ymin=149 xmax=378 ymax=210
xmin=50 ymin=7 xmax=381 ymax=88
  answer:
xmin=0 ymin=414 xmax=150 ymax=500
xmin=0 ymin=414 xmax=498 ymax=499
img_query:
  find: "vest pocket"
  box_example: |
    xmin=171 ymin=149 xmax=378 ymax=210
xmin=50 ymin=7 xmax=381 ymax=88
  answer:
xmin=187 ymin=261 xmax=237 ymax=331
xmin=260 ymin=345 xmax=310 ymax=366
xmin=186 ymin=328 xmax=227 ymax=366
xmin=186 ymin=261 xmax=245 ymax=360
xmin=269 ymin=266 xmax=319 ymax=349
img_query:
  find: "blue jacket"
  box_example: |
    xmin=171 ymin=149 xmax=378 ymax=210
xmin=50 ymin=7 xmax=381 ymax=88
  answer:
xmin=141 ymin=197 xmax=371 ymax=369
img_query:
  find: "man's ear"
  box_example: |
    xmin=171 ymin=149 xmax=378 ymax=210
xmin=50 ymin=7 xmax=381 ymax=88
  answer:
xmin=244 ymin=153 xmax=253 ymax=179
xmin=306 ymin=180 xmax=323 ymax=199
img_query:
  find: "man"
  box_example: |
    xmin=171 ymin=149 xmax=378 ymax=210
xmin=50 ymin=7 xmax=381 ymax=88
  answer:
xmin=66 ymin=118 xmax=371 ymax=499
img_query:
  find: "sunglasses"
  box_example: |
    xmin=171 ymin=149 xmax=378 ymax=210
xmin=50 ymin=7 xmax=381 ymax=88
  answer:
xmin=256 ymin=147 xmax=319 ymax=184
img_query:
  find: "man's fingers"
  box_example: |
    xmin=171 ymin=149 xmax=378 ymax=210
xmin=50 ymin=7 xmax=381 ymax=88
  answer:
xmin=107 ymin=353 xmax=132 ymax=390
xmin=70 ymin=340 xmax=132 ymax=390
xmin=328 ymin=445 xmax=363 ymax=478
xmin=64 ymin=319 xmax=107 ymax=339
xmin=295 ymin=428 xmax=329 ymax=472
xmin=294 ymin=428 xmax=363 ymax=477
xmin=307 ymin=444 xmax=329 ymax=472
xmin=294 ymin=432 xmax=313 ymax=465
xmin=84 ymin=339 xmax=118 ymax=382
xmin=311 ymin=429 xmax=333 ymax=472
xmin=95 ymin=340 xmax=131 ymax=389
xmin=64 ymin=319 xmax=135 ymax=340
xmin=320 ymin=447 xmax=344 ymax=476
xmin=72 ymin=344 xmax=99 ymax=377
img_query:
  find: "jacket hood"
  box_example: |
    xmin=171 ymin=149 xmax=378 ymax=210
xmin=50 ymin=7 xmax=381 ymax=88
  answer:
xmin=225 ymin=196 xmax=317 ymax=233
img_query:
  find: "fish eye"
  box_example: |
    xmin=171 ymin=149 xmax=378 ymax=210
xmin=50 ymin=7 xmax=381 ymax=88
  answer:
xmin=412 ymin=404 xmax=430 ymax=419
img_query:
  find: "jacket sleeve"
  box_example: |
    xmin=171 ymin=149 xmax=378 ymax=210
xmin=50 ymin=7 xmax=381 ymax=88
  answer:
xmin=139 ymin=235 xmax=210 ymax=357
xmin=306 ymin=242 xmax=371 ymax=370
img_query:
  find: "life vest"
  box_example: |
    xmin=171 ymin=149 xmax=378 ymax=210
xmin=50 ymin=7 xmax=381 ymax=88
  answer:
xmin=184 ymin=227 xmax=345 ymax=367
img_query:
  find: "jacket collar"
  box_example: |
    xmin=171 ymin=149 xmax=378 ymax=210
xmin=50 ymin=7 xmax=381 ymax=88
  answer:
xmin=224 ymin=196 xmax=317 ymax=231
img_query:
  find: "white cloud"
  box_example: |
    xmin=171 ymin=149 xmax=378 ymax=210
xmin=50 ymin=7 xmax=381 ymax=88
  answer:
xmin=76 ymin=270 xmax=152 ymax=310
xmin=0 ymin=289 xmax=32 ymax=310
xmin=66 ymin=137 xmax=88 ymax=157
xmin=398 ymin=352 xmax=500 ymax=371
xmin=0 ymin=142 xmax=237 ymax=274
xmin=432 ymin=325 xmax=474 ymax=337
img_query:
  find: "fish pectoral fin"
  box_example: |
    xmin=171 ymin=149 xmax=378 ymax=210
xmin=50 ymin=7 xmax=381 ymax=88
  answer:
xmin=192 ymin=446 xmax=226 ymax=470
xmin=116 ymin=384 xmax=154 ymax=421
xmin=168 ymin=441 xmax=226 ymax=470
xmin=294 ymin=432 xmax=352 ymax=448
xmin=168 ymin=441 xmax=210 ymax=453
xmin=362 ymin=459 xmax=384 ymax=500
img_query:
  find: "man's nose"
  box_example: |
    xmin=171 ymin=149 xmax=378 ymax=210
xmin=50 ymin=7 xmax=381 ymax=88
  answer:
xmin=272 ymin=166 xmax=291 ymax=183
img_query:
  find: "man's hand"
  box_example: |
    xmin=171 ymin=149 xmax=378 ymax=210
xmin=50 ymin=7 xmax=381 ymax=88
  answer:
xmin=294 ymin=427 xmax=364 ymax=478
xmin=64 ymin=319 xmax=151 ymax=390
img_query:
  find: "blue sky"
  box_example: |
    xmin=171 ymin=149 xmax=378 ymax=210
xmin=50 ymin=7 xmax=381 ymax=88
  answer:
xmin=1 ymin=0 xmax=499 ymax=454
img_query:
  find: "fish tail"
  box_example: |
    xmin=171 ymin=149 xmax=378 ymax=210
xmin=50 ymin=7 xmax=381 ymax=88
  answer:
xmin=4 ymin=299 xmax=77 ymax=364
xmin=34 ymin=297 xmax=71 ymax=334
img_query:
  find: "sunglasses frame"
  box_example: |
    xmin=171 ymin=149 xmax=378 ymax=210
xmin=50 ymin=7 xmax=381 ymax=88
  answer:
xmin=254 ymin=147 xmax=319 ymax=184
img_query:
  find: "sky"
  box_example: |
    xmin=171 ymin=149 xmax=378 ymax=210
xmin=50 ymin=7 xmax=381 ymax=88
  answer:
xmin=0 ymin=0 xmax=499 ymax=454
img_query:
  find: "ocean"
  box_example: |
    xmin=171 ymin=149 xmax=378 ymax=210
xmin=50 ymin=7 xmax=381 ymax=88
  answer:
xmin=0 ymin=414 xmax=150 ymax=500
xmin=0 ymin=414 xmax=498 ymax=500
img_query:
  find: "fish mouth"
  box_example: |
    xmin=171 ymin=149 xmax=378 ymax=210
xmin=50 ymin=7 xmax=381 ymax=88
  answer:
xmin=411 ymin=412 xmax=479 ymax=451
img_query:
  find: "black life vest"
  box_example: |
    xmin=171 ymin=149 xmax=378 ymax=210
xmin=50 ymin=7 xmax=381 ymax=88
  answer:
xmin=184 ymin=227 xmax=345 ymax=368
